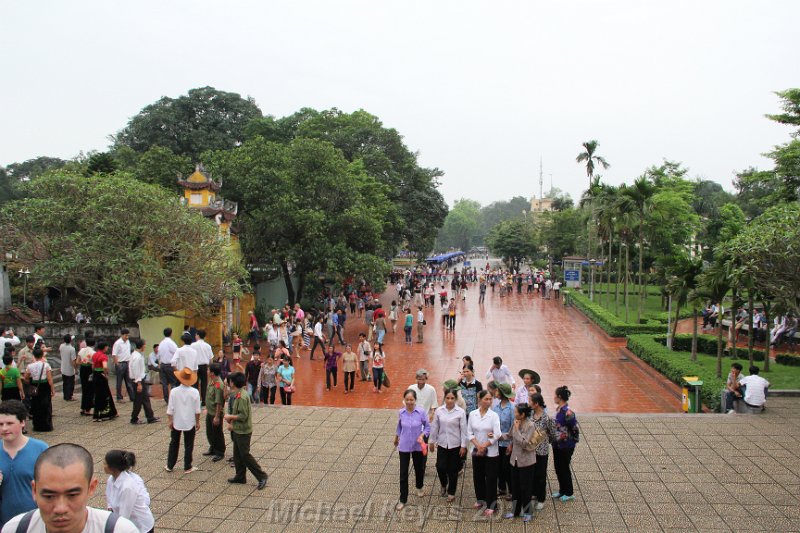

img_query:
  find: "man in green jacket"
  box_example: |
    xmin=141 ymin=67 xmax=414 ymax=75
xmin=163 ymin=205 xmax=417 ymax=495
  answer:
xmin=224 ymin=372 xmax=268 ymax=489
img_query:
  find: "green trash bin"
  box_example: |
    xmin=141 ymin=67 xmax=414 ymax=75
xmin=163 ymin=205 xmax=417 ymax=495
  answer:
xmin=681 ymin=376 xmax=703 ymax=413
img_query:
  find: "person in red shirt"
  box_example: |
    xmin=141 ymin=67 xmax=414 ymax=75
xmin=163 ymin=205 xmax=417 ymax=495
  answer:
xmin=248 ymin=311 xmax=259 ymax=343
xmin=92 ymin=341 xmax=118 ymax=421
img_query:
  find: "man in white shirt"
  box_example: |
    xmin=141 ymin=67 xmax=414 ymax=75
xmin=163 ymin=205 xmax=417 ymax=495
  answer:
xmin=111 ymin=329 xmax=134 ymax=402
xmin=2 ymin=443 xmax=139 ymax=533
xmin=310 ymin=317 xmax=326 ymax=360
xmin=739 ymin=365 xmax=770 ymax=410
xmin=1 ymin=328 xmax=20 ymax=350
xmin=58 ymin=334 xmax=77 ymax=401
xmin=192 ymin=330 xmax=214 ymax=405
xmin=486 ymin=356 xmax=515 ymax=389
xmin=358 ymin=333 xmax=371 ymax=381
xmin=406 ymin=368 xmax=438 ymax=421
xmin=31 ymin=325 xmax=49 ymax=354
xmin=129 ymin=339 xmax=159 ymax=425
xmin=173 ymin=333 xmax=199 ymax=393
xmin=416 ymin=306 xmax=425 ymax=343
xmin=166 ymin=368 xmax=201 ymax=474
xmin=158 ymin=328 xmax=179 ymax=402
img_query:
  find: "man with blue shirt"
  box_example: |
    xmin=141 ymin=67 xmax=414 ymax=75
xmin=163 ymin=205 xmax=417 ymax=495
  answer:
xmin=0 ymin=400 xmax=48 ymax=527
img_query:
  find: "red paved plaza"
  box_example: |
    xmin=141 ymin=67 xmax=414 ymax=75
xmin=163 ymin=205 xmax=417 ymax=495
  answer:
xmin=287 ymin=285 xmax=681 ymax=413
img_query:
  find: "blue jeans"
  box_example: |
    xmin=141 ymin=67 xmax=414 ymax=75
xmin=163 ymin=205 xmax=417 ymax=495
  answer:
xmin=247 ymin=383 xmax=259 ymax=404
xmin=377 ymin=329 xmax=386 ymax=345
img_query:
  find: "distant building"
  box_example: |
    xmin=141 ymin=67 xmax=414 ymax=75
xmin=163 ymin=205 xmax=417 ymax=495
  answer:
xmin=178 ymin=164 xmax=239 ymax=240
xmin=530 ymin=195 xmax=555 ymax=213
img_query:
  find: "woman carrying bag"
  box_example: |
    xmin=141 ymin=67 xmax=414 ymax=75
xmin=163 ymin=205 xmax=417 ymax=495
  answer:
xmin=25 ymin=348 xmax=54 ymax=432
xmin=505 ymin=403 xmax=538 ymax=522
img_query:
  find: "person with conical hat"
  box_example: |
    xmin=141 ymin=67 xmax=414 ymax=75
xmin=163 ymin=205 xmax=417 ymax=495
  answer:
xmin=515 ymin=369 xmax=541 ymax=405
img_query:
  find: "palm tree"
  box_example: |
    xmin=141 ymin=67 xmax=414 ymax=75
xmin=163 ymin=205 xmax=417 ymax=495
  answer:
xmin=619 ymin=176 xmax=657 ymax=323
xmin=576 ymin=141 xmax=610 ymax=299
xmin=697 ymin=256 xmax=731 ymax=378
xmin=665 ymin=254 xmax=704 ymax=349
xmin=594 ymin=185 xmax=619 ymax=309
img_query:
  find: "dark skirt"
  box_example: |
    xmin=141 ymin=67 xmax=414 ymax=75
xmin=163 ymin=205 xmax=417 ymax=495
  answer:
xmin=31 ymin=382 xmax=53 ymax=431
xmin=1 ymin=387 xmax=21 ymax=402
xmin=92 ymin=373 xmax=117 ymax=420
xmin=80 ymin=365 xmax=94 ymax=412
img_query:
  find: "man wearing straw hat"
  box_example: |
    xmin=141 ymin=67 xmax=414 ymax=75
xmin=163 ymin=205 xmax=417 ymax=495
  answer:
xmin=165 ymin=367 xmax=201 ymax=474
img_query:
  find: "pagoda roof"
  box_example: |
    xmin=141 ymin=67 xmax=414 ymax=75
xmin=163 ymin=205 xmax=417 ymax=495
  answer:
xmin=177 ymin=164 xmax=221 ymax=192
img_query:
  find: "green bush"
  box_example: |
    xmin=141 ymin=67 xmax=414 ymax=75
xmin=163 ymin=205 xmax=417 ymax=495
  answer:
xmin=627 ymin=335 xmax=725 ymax=411
xmin=569 ymin=291 xmax=663 ymax=337
xmin=776 ymin=353 xmax=800 ymax=367
xmin=645 ymin=309 xmax=696 ymax=324
xmin=657 ymin=334 xmax=766 ymax=362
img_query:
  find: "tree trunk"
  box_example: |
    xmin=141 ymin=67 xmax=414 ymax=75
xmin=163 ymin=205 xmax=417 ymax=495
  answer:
xmin=716 ymin=315 xmax=724 ymax=378
xmin=615 ymin=239 xmax=622 ymax=317
xmin=747 ymin=290 xmax=754 ymax=366
xmin=637 ymin=226 xmax=644 ymax=324
xmin=670 ymin=301 xmax=681 ymax=347
xmin=280 ymin=260 xmax=296 ymax=305
xmin=624 ymin=245 xmax=630 ymax=323
xmin=729 ymin=288 xmax=738 ymax=359
xmin=691 ymin=308 xmax=698 ymax=361
xmin=295 ymin=272 xmax=307 ymax=305
xmin=606 ymin=237 xmax=612 ymax=310
xmin=763 ymin=303 xmax=771 ymax=372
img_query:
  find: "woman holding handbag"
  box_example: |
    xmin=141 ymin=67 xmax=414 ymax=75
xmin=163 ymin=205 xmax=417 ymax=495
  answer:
xmin=393 ymin=388 xmax=430 ymax=511
xmin=24 ymin=348 xmax=54 ymax=432
xmin=371 ymin=343 xmax=386 ymax=393
xmin=276 ymin=356 xmax=295 ymax=405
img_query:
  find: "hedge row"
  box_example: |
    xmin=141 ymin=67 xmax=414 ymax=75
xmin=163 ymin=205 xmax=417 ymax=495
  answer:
xmin=657 ymin=334 xmax=766 ymax=362
xmin=645 ymin=309 xmax=696 ymax=324
xmin=568 ymin=291 xmax=664 ymax=337
xmin=627 ymin=334 xmax=725 ymax=411
xmin=776 ymin=353 xmax=800 ymax=366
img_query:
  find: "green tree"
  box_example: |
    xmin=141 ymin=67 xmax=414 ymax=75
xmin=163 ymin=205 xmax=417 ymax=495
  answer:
xmin=5 ymin=156 xmax=67 ymax=180
xmin=486 ymin=218 xmax=538 ymax=272
xmin=619 ymin=176 xmax=657 ymax=322
xmin=0 ymin=172 xmax=246 ymax=321
xmin=665 ymin=254 xmax=704 ymax=357
xmin=114 ymin=86 xmax=263 ymax=160
xmin=766 ymin=88 xmax=800 ymax=135
xmin=133 ymin=146 xmax=193 ymax=191
xmin=696 ymin=255 xmax=730 ymax=377
xmin=85 ymin=152 xmax=118 ymax=176
xmin=436 ymin=199 xmax=482 ymax=251
xmin=206 ymin=137 xmax=399 ymax=304
xmin=575 ymin=140 xmax=610 ymax=183
xmin=538 ymin=208 xmax=584 ymax=264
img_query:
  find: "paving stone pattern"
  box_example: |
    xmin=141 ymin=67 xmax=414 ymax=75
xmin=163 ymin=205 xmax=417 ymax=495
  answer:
xmin=42 ymin=395 xmax=800 ymax=532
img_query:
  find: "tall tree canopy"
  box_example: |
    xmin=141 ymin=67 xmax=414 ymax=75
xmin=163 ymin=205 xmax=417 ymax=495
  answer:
xmin=0 ymin=172 xmax=246 ymax=321
xmin=436 ymin=199 xmax=482 ymax=251
xmin=486 ymin=218 xmax=538 ymax=272
xmin=114 ymin=87 xmax=263 ymax=160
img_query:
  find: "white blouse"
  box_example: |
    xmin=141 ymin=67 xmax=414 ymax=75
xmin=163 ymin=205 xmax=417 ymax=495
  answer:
xmin=467 ymin=408 xmax=502 ymax=457
xmin=106 ymin=471 xmax=154 ymax=533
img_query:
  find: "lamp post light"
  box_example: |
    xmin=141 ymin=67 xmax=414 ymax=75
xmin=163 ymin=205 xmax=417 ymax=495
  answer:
xmin=18 ymin=268 xmax=30 ymax=306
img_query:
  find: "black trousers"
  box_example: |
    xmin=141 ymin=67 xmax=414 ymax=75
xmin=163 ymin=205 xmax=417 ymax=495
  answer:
xmin=115 ymin=361 xmax=134 ymax=400
xmin=168 ymin=428 xmax=196 ymax=471
xmin=472 ymin=454 xmax=498 ymax=509
xmin=533 ymin=454 xmax=549 ymax=503
xmin=79 ymin=365 xmax=93 ymax=412
xmin=449 ymin=315 xmax=456 ymax=330
xmin=399 ymin=451 xmax=426 ymax=504
xmin=279 ymin=387 xmax=292 ymax=405
xmin=436 ymin=446 xmax=461 ymax=496
xmin=205 ymin=413 xmax=225 ymax=457
xmin=344 ymin=371 xmax=355 ymax=391
xmin=260 ymin=386 xmax=277 ymax=405
xmin=553 ymin=447 xmax=574 ymax=496
xmin=310 ymin=337 xmax=325 ymax=359
xmin=326 ymin=367 xmax=338 ymax=389
xmin=61 ymin=374 xmax=75 ymax=400
xmin=197 ymin=365 xmax=208 ymax=405
xmin=131 ymin=383 xmax=156 ymax=422
xmin=231 ymin=432 xmax=267 ymax=483
xmin=510 ymin=463 xmax=535 ymax=516
xmin=497 ymin=448 xmax=511 ymax=492
xmin=160 ymin=364 xmax=178 ymax=401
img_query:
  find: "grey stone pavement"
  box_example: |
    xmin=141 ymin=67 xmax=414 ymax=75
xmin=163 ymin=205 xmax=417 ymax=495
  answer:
xmin=42 ymin=396 xmax=800 ymax=533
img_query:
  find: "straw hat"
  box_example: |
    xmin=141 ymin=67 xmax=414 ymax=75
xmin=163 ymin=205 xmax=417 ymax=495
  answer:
xmin=174 ymin=367 xmax=198 ymax=387
xmin=518 ymin=369 xmax=541 ymax=384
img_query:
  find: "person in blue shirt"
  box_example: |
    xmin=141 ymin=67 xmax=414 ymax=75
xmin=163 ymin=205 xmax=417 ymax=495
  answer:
xmin=493 ymin=383 xmax=515 ymax=499
xmin=0 ymin=400 xmax=48 ymax=526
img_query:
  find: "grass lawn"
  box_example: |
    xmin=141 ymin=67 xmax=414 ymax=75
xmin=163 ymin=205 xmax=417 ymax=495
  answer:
xmin=590 ymin=289 xmax=669 ymax=321
xmin=676 ymin=350 xmax=800 ymax=390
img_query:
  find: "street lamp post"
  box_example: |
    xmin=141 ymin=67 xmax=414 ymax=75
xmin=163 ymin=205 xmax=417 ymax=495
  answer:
xmin=589 ymin=259 xmax=596 ymax=301
xmin=18 ymin=268 xmax=30 ymax=306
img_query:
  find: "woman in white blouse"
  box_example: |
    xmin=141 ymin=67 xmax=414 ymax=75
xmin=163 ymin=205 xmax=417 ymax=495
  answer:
xmin=429 ymin=387 xmax=468 ymax=502
xmin=467 ymin=389 xmax=502 ymax=516
xmin=104 ymin=450 xmax=155 ymax=533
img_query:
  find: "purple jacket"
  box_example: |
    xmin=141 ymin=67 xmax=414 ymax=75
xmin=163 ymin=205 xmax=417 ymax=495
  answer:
xmin=396 ymin=407 xmax=431 ymax=453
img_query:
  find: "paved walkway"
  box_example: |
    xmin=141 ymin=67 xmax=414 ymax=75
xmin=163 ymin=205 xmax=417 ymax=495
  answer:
xmin=287 ymin=282 xmax=680 ymax=413
xmin=42 ymin=395 xmax=800 ymax=532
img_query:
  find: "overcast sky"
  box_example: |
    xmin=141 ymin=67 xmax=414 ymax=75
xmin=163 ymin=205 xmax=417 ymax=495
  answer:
xmin=1 ymin=1 xmax=798 ymax=207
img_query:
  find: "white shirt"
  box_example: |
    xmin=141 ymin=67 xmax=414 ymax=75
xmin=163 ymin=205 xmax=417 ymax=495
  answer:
xmin=112 ymin=338 xmax=131 ymax=363
xmin=172 ymin=345 xmax=198 ymax=371
xmin=467 ymin=408 xmax=502 ymax=457
xmin=158 ymin=337 xmax=178 ymax=365
xmin=417 ymin=310 xmax=425 ymax=324
xmin=486 ymin=364 xmax=515 ymax=386
xmin=105 ymin=471 xmax=154 ymax=533
xmin=59 ymin=343 xmax=77 ymax=376
xmin=406 ymin=383 xmax=438 ymax=415
xmin=430 ymin=405 xmax=468 ymax=449
xmin=191 ymin=340 xmax=213 ymax=366
xmin=32 ymin=333 xmax=44 ymax=346
xmin=740 ymin=375 xmax=770 ymax=406
xmin=314 ymin=322 xmax=324 ymax=339
xmin=1 ymin=335 xmax=20 ymax=348
xmin=166 ymin=384 xmax=201 ymax=430
xmin=148 ymin=352 xmax=159 ymax=368
xmin=2 ymin=507 xmax=139 ymax=533
xmin=128 ymin=351 xmax=147 ymax=383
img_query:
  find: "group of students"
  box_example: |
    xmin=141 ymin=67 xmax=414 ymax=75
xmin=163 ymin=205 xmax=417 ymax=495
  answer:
xmin=394 ymin=359 xmax=579 ymax=523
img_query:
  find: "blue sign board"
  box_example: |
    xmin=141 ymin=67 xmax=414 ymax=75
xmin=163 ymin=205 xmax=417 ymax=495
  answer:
xmin=463 ymin=261 xmax=471 ymax=267
xmin=564 ymin=270 xmax=580 ymax=281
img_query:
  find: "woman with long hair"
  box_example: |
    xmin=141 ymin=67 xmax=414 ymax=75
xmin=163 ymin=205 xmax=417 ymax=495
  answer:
xmin=371 ymin=343 xmax=385 ymax=393
xmin=25 ymin=348 xmax=54 ymax=432
xmin=92 ymin=341 xmax=118 ymax=421
xmin=551 ymin=386 xmax=578 ymax=502
xmin=104 ymin=449 xmax=154 ymax=533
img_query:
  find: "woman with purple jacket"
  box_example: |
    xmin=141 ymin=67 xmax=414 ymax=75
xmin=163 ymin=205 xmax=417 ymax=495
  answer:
xmin=393 ymin=388 xmax=431 ymax=511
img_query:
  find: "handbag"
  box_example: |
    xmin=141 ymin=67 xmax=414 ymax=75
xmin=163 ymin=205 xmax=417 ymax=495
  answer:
xmin=382 ymin=371 xmax=391 ymax=388
xmin=27 ymin=364 xmax=44 ymax=398
xmin=422 ymin=319 xmax=427 ymax=326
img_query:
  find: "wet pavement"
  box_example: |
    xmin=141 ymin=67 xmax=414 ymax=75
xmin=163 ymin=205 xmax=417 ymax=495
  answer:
xmin=287 ymin=283 xmax=681 ymax=413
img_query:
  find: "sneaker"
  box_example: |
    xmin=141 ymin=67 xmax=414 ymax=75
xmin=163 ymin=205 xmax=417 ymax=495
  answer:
xmin=202 ymin=450 xmax=215 ymax=456
xmin=184 ymin=467 xmax=197 ymax=474
xmin=551 ymin=492 xmax=562 ymax=499
xmin=559 ymin=495 xmax=575 ymax=502
xmin=163 ymin=466 xmax=173 ymax=472
xmin=726 ymin=409 xmax=735 ymax=414
xmin=535 ymin=502 xmax=545 ymax=511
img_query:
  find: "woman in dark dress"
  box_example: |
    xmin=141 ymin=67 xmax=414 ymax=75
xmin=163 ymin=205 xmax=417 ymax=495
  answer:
xmin=92 ymin=340 xmax=117 ymax=421
xmin=25 ymin=348 xmax=54 ymax=431
xmin=78 ymin=336 xmax=96 ymax=415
